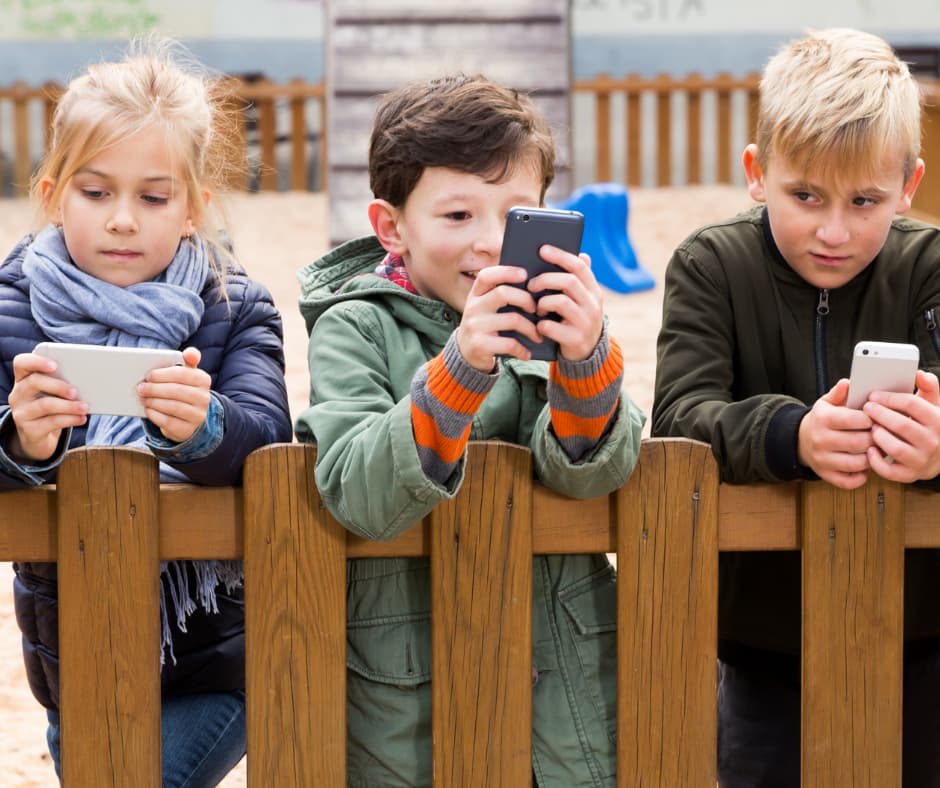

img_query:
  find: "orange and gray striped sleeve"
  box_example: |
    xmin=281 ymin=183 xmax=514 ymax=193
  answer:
xmin=548 ymin=324 xmax=623 ymax=461
xmin=411 ymin=334 xmax=497 ymax=483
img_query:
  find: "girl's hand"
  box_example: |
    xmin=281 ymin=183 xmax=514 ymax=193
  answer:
xmin=526 ymin=246 xmax=604 ymax=362
xmin=8 ymin=352 xmax=89 ymax=462
xmin=864 ymin=370 xmax=940 ymax=482
xmin=456 ymin=264 xmax=544 ymax=371
xmin=137 ymin=346 xmax=212 ymax=443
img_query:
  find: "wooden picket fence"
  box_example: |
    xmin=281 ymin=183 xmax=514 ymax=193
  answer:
xmin=0 ymin=438 xmax=930 ymax=785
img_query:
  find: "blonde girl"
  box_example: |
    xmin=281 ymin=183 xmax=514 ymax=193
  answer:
xmin=0 ymin=40 xmax=292 ymax=786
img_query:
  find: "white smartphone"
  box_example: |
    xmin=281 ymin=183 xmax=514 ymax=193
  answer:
xmin=497 ymin=206 xmax=585 ymax=361
xmin=846 ymin=341 xmax=919 ymax=409
xmin=33 ymin=342 xmax=185 ymax=417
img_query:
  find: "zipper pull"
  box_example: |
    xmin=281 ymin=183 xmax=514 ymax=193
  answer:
xmin=926 ymin=308 xmax=937 ymax=332
xmin=817 ymin=289 xmax=830 ymax=316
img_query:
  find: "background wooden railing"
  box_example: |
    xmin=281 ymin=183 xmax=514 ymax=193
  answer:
xmin=3 ymin=72 xmax=940 ymax=219
xmin=573 ymin=72 xmax=760 ymax=188
xmin=0 ymin=439 xmax=933 ymax=785
xmin=0 ymin=77 xmax=327 ymax=197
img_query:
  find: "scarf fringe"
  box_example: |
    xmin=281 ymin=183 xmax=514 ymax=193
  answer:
xmin=159 ymin=559 xmax=244 ymax=667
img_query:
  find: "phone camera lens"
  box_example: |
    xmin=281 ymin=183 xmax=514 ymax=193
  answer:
xmin=862 ymin=349 xmax=869 ymax=355
xmin=522 ymin=213 xmax=530 ymax=222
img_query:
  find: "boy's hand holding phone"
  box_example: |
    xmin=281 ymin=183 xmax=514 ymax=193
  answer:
xmin=797 ymin=379 xmax=875 ymax=489
xmin=494 ymin=206 xmax=603 ymax=362
xmin=457 ymin=264 xmax=544 ymax=371
xmin=863 ymin=369 xmax=940 ymax=482
xmin=529 ymin=244 xmax=605 ymax=362
xmin=799 ymin=341 xmax=940 ymax=486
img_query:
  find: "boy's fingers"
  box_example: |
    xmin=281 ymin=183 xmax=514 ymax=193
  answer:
xmin=822 ymin=378 xmax=850 ymax=405
xmin=473 ymin=265 xmax=527 ymax=290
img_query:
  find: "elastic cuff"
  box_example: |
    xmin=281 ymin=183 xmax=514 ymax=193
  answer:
xmin=765 ymin=403 xmax=816 ymax=481
xmin=0 ymin=410 xmax=69 ymax=485
xmin=144 ymin=392 xmax=225 ymax=462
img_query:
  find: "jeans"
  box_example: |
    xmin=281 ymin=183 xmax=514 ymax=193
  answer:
xmin=717 ymin=641 xmax=940 ymax=788
xmin=47 ymin=689 xmax=246 ymax=787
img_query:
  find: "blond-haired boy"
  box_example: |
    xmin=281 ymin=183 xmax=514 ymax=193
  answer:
xmin=653 ymin=28 xmax=940 ymax=786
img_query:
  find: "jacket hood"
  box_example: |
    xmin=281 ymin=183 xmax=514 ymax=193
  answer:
xmin=297 ymin=235 xmax=454 ymax=336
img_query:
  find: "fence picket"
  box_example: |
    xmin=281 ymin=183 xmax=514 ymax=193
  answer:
xmin=801 ymin=479 xmax=904 ymax=787
xmin=617 ymin=439 xmax=718 ymax=786
xmin=244 ymin=443 xmax=347 ymax=785
xmin=57 ymin=447 xmax=161 ymax=786
xmin=430 ymin=442 xmax=533 ymax=786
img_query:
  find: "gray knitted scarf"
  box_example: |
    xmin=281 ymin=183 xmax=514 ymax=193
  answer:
xmin=22 ymin=225 xmax=243 ymax=665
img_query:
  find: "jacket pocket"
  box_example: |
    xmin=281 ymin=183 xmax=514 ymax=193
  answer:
xmin=557 ymin=563 xmax=618 ymax=741
xmin=346 ymin=612 xmax=431 ymax=686
xmin=346 ymin=559 xmax=433 ymax=687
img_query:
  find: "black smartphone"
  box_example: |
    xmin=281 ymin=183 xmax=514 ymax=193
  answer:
xmin=497 ymin=206 xmax=585 ymax=361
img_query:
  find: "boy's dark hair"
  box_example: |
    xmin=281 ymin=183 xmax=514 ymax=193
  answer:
xmin=369 ymin=74 xmax=556 ymax=207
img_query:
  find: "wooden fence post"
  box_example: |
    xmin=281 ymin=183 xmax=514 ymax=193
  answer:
xmin=243 ymin=443 xmax=347 ymax=785
xmin=430 ymin=441 xmax=533 ymax=786
xmin=57 ymin=447 xmax=161 ymax=786
xmin=802 ymin=479 xmax=904 ymax=787
xmin=617 ymin=438 xmax=719 ymax=787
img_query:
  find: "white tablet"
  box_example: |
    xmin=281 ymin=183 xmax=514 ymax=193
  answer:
xmin=33 ymin=342 xmax=184 ymax=417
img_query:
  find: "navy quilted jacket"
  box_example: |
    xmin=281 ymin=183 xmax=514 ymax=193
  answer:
xmin=0 ymin=234 xmax=293 ymax=710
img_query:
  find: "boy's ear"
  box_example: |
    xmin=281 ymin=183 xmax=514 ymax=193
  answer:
xmin=39 ymin=178 xmax=62 ymax=225
xmin=895 ymin=158 xmax=926 ymax=215
xmin=742 ymin=144 xmax=766 ymax=202
xmin=368 ymin=199 xmax=407 ymax=256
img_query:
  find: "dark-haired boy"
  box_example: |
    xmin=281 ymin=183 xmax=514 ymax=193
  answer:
xmin=295 ymin=74 xmax=644 ymax=787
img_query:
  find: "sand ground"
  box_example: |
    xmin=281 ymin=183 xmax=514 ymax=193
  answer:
xmin=0 ymin=185 xmax=754 ymax=785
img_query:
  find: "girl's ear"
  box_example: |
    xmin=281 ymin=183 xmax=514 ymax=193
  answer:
xmin=368 ymin=199 xmax=407 ymax=256
xmin=742 ymin=144 xmax=766 ymax=203
xmin=39 ymin=178 xmax=62 ymax=225
xmin=182 ymin=189 xmax=210 ymax=238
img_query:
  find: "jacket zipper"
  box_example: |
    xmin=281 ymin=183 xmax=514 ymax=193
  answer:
xmin=925 ymin=308 xmax=940 ymax=359
xmin=814 ymin=289 xmax=830 ymax=398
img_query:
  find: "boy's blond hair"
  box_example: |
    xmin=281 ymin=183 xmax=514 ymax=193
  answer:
xmin=32 ymin=37 xmax=242 ymax=285
xmin=756 ymin=28 xmax=922 ymax=185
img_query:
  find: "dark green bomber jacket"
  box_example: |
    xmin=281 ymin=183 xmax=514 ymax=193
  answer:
xmin=653 ymin=205 xmax=940 ymax=655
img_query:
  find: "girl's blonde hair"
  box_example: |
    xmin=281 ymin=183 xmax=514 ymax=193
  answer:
xmin=756 ymin=28 xmax=923 ymax=187
xmin=32 ymin=37 xmax=243 ymax=287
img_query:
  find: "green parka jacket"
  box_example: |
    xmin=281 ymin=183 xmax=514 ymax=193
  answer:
xmin=653 ymin=205 xmax=940 ymax=657
xmin=295 ymin=236 xmax=645 ymax=787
